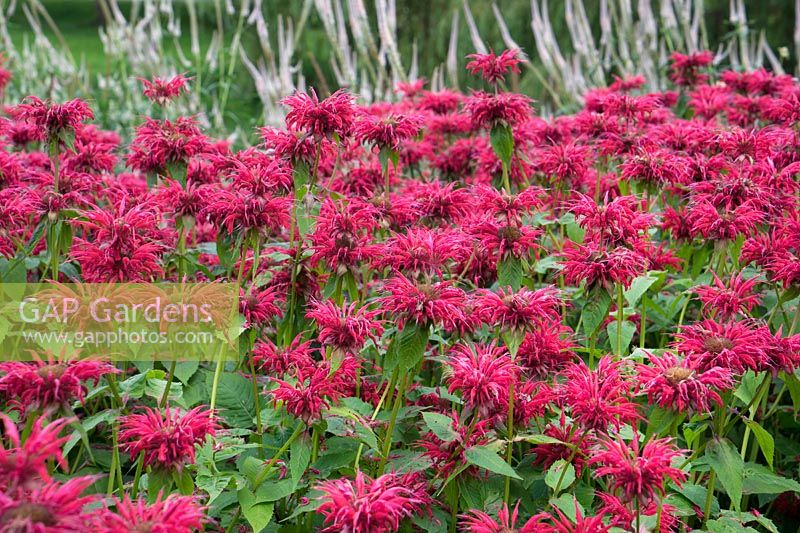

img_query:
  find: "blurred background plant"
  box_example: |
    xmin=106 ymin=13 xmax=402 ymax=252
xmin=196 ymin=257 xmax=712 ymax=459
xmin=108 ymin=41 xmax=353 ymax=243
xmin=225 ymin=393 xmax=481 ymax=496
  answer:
xmin=1 ymin=0 xmax=797 ymax=144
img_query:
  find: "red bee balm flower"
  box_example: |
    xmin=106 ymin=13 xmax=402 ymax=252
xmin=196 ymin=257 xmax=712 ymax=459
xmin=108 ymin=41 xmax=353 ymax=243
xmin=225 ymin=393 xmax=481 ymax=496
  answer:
xmin=590 ymin=436 xmax=687 ymax=505
xmin=0 ymin=414 xmax=72 ymax=491
xmin=306 ymin=299 xmax=383 ymax=353
xmin=561 ymin=357 xmax=640 ymax=432
xmin=316 ymin=471 xmax=429 ymax=533
xmin=460 ymin=502 xmax=549 ymax=533
xmin=379 ymin=274 xmax=468 ymax=332
xmin=119 ymin=406 xmax=217 ymax=470
xmin=694 ymin=272 xmax=762 ymax=320
xmin=139 ymin=74 xmax=191 ymax=105
xmin=282 ymin=88 xmax=356 ymax=139
xmin=0 ymin=356 xmax=117 ymax=412
xmin=355 ymin=113 xmax=422 ymax=151
xmin=466 ymin=49 xmax=522 ymax=85
xmin=93 ymin=493 xmax=207 ymax=533
xmin=465 ymin=91 xmax=532 ymax=129
xmin=636 ymin=351 xmax=734 ymax=414
xmin=0 ymin=477 xmax=98 ymax=531
xmin=12 ymin=96 xmax=93 ymax=141
xmin=446 ymin=342 xmax=517 ymax=416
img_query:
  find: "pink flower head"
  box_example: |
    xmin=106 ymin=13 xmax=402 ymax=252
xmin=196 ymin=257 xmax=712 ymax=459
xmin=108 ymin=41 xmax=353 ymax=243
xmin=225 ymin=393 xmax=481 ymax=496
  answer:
xmin=379 ymin=274 xmax=468 ymax=332
xmin=355 ymin=113 xmax=422 ymax=151
xmin=119 ymin=405 xmax=217 ymax=470
xmin=240 ymin=285 xmax=283 ymax=328
xmin=570 ymin=194 xmax=654 ymax=247
xmin=460 ymin=502 xmax=549 ymax=533
xmin=669 ymin=51 xmax=714 ymax=87
xmin=477 ymin=286 xmax=562 ymax=333
xmin=94 ymin=493 xmax=207 ymax=533
xmin=306 ymin=299 xmax=383 ymax=353
xmin=590 ymin=435 xmax=687 ymax=505
xmin=466 ymin=49 xmax=522 ymax=85
xmin=0 ymin=476 xmax=98 ymax=531
xmin=560 ymin=242 xmax=648 ymax=290
xmin=316 ymin=471 xmax=428 ymax=533
xmin=532 ymin=413 xmax=592 ymax=475
xmin=518 ymin=321 xmax=577 ymax=376
xmin=127 ymin=117 xmax=209 ymax=174
xmin=139 ymin=74 xmax=191 ymax=105
xmin=446 ymin=342 xmax=517 ymax=416
xmin=282 ymin=88 xmax=356 ymax=139
xmin=465 ymin=91 xmax=532 ymax=129
xmin=0 ymin=414 xmax=72 ymax=491
xmin=694 ymin=272 xmax=761 ymax=320
xmin=0 ymin=356 xmax=117 ymax=412
xmin=376 ymin=227 xmax=467 ymax=279
xmin=260 ymin=126 xmax=318 ymax=164
xmin=395 ymin=79 xmax=426 ymax=98
xmin=271 ymin=363 xmax=343 ymax=423
xmin=419 ymin=411 xmax=491 ymax=477
xmin=12 ymin=96 xmax=93 ymax=141
xmin=636 ymin=351 xmax=734 ymax=414
xmin=674 ymin=318 xmax=769 ymax=373
xmin=252 ymin=336 xmax=315 ymax=376
xmin=561 ymin=357 xmax=640 ymax=432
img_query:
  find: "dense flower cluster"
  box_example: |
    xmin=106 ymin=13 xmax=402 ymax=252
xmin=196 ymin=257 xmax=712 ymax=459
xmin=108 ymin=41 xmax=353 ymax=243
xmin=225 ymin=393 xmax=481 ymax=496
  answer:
xmin=0 ymin=51 xmax=799 ymax=532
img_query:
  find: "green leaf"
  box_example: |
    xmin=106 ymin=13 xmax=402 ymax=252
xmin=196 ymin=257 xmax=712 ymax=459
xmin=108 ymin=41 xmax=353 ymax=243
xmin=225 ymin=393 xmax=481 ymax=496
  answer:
xmin=497 ymin=256 xmax=523 ymax=291
xmin=173 ymin=468 xmax=194 ymax=495
xmin=290 ymin=433 xmax=312 ymax=488
xmin=515 ymin=433 xmax=565 ymax=446
xmin=215 ymin=228 xmax=236 ymax=271
xmin=206 ymin=372 xmax=256 ymax=428
xmin=384 ymin=323 xmax=429 ymax=373
xmin=743 ymin=419 xmax=774 ymax=469
xmin=490 ymin=124 xmax=514 ymax=168
xmin=237 ymin=489 xmax=274 ymax=533
xmin=548 ymin=494 xmax=583 ymax=522
xmin=422 ymin=412 xmax=457 ymax=442
xmin=582 ymin=286 xmax=612 ymax=338
xmin=464 ymin=445 xmax=521 ymax=480
xmin=624 ymin=273 xmax=659 ymax=307
xmin=606 ymin=320 xmax=636 ymax=354
xmin=705 ymin=438 xmax=743 ymax=510
xmin=742 ymin=463 xmax=800 ymax=494
xmin=174 ymin=361 xmax=199 ymax=385
xmin=293 ymin=160 xmax=309 ymax=193
xmin=544 ymin=459 xmax=575 ymax=493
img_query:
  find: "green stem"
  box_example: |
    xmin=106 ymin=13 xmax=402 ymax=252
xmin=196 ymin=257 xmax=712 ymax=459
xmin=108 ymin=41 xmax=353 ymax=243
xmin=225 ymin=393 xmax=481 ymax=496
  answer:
xmin=377 ymin=371 xmax=408 ymax=475
xmin=503 ymin=379 xmax=515 ymax=504
xmin=616 ymin=283 xmax=624 ymax=356
xmin=131 ymin=451 xmax=145 ymax=499
xmin=210 ymin=242 xmax=248 ymax=414
xmin=253 ymin=422 xmax=305 ymax=488
xmin=703 ymin=471 xmax=716 ymax=528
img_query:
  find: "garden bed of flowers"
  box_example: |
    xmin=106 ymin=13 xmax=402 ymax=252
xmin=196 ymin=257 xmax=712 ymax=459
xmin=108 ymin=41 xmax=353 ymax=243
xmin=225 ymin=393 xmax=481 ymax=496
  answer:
xmin=0 ymin=49 xmax=799 ymax=532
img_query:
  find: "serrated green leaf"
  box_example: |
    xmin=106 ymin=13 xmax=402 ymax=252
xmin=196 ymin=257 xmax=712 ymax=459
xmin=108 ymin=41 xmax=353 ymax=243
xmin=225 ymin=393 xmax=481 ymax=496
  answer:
xmin=582 ymin=286 xmax=612 ymax=338
xmin=490 ymin=124 xmax=514 ymax=168
xmin=706 ymin=438 xmax=743 ymax=510
xmin=497 ymin=256 xmax=523 ymax=291
xmin=545 ymin=459 xmax=575 ymax=493
xmin=206 ymin=372 xmax=256 ymax=428
xmin=384 ymin=323 xmax=429 ymax=373
xmin=422 ymin=412 xmax=457 ymax=442
xmin=238 ymin=489 xmax=274 ymax=533
xmin=624 ymin=273 xmax=659 ymax=307
xmin=743 ymin=419 xmax=774 ymax=469
xmin=464 ymin=445 xmax=521 ymax=480
xmin=742 ymin=463 xmax=800 ymax=494
xmin=606 ymin=320 xmax=636 ymax=354
xmin=290 ymin=433 xmax=312 ymax=488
